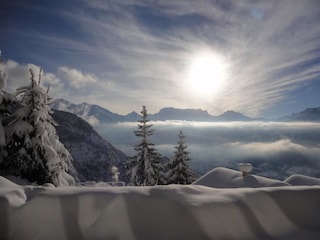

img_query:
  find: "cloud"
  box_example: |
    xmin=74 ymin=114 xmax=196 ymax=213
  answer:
xmin=78 ymin=0 xmax=320 ymax=116
xmin=222 ymin=139 xmax=320 ymax=162
xmin=85 ymin=116 xmax=100 ymax=126
xmin=95 ymin=120 xmax=320 ymax=178
xmin=3 ymin=0 xmax=320 ymax=116
xmin=57 ymin=66 xmax=97 ymax=89
xmin=1 ymin=60 xmax=105 ymax=105
xmin=1 ymin=60 xmax=41 ymax=91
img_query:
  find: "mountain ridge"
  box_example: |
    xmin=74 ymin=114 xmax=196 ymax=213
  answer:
xmin=51 ymin=99 xmax=254 ymax=123
xmin=51 ymin=99 xmax=320 ymax=123
xmin=278 ymin=106 xmax=320 ymax=122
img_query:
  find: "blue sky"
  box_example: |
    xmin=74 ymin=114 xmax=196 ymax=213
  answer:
xmin=1 ymin=0 xmax=320 ymax=118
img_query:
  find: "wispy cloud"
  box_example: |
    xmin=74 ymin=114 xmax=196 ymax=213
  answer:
xmin=78 ymin=0 xmax=320 ymax=116
xmin=2 ymin=0 xmax=320 ymax=116
xmin=57 ymin=66 xmax=97 ymax=89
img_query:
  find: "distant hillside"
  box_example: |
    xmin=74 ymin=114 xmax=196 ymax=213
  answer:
xmin=51 ymin=99 xmax=253 ymax=123
xmin=278 ymin=107 xmax=320 ymax=122
xmin=52 ymin=110 xmax=128 ymax=182
xmin=51 ymin=99 xmax=128 ymax=123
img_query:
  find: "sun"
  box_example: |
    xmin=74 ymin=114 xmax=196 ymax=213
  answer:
xmin=186 ymin=53 xmax=229 ymax=99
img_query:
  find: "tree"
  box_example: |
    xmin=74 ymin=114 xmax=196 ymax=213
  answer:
xmin=126 ymin=106 xmax=163 ymax=186
xmin=3 ymin=69 xmax=75 ymax=186
xmin=166 ymin=130 xmax=196 ymax=184
xmin=0 ymin=89 xmax=13 ymax=164
xmin=0 ymin=53 xmax=14 ymax=165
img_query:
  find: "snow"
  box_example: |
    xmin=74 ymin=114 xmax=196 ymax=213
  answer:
xmin=3 ymin=77 xmax=75 ymax=186
xmin=0 ymin=70 xmax=7 ymax=90
xmin=285 ymin=174 xmax=320 ymax=186
xmin=193 ymin=167 xmax=289 ymax=188
xmin=1 ymin=170 xmax=320 ymax=240
xmin=0 ymin=121 xmax=5 ymax=147
xmin=0 ymin=176 xmax=26 ymax=207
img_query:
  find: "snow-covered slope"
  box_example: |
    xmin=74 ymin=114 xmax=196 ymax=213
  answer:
xmin=52 ymin=110 xmax=128 ymax=182
xmin=285 ymin=174 xmax=320 ymax=186
xmin=51 ymin=99 xmax=127 ymax=123
xmin=193 ymin=167 xmax=289 ymax=188
xmin=1 ymin=176 xmax=320 ymax=240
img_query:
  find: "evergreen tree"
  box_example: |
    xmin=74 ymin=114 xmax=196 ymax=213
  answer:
xmin=127 ymin=106 xmax=162 ymax=186
xmin=4 ymin=69 xmax=75 ymax=186
xmin=167 ymin=130 xmax=196 ymax=184
xmin=0 ymin=53 xmax=13 ymax=165
xmin=0 ymin=90 xmax=13 ymax=163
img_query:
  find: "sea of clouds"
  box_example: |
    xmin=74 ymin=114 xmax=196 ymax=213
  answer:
xmin=95 ymin=121 xmax=320 ymax=179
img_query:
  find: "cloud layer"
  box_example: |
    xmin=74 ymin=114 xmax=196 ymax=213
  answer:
xmin=96 ymin=120 xmax=320 ymax=178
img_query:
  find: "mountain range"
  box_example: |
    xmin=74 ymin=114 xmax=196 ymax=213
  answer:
xmin=51 ymin=99 xmax=320 ymax=123
xmin=277 ymin=107 xmax=320 ymax=122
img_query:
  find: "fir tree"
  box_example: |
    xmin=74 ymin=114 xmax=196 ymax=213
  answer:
xmin=167 ymin=130 xmax=196 ymax=184
xmin=0 ymin=53 xmax=13 ymax=165
xmin=0 ymin=90 xmax=13 ymax=163
xmin=127 ymin=106 xmax=162 ymax=186
xmin=4 ymin=68 xmax=75 ymax=186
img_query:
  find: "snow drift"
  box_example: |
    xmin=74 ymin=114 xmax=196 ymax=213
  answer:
xmin=284 ymin=174 xmax=320 ymax=186
xmin=193 ymin=167 xmax=289 ymax=188
xmin=1 ymin=175 xmax=320 ymax=240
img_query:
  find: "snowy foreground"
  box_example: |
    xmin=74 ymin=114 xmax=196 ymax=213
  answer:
xmin=1 ymin=168 xmax=320 ymax=240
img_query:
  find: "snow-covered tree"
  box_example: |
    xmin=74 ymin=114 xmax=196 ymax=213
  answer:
xmin=0 ymin=53 xmax=13 ymax=164
xmin=166 ymin=130 xmax=196 ymax=184
xmin=126 ymin=106 xmax=163 ymax=186
xmin=3 ymin=69 xmax=75 ymax=186
xmin=0 ymin=89 xmax=13 ymax=163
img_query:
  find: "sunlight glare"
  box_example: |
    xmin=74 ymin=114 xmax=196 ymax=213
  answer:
xmin=186 ymin=53 xmax=229 ymax=99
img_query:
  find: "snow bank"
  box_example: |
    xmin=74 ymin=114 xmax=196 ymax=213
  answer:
xmin=0 ymin=176 xmax=27 ymax=207
xmin=285 ymin=174 xmax=320 ymax=186
xmin=193 ymin=167 xmax=289 ymax=188
xmin=1 ymin=176 xmax=320 ymax=240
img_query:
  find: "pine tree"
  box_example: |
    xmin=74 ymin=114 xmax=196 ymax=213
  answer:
xmin=0 ymin=53 xmax=13 ymax=165
xmin=0 ymin=91 xmax=13 ymax=163
xmin=127 ymin=106 xmax=162 ymax=186
xmin=4 ymin=69 xmax=75 ymax=186
xmin=167 ymin=130 xmax=196 ymax=184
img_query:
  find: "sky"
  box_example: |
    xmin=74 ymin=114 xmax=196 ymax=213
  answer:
xmin=1 ymin=0 xmax=320 ymax=118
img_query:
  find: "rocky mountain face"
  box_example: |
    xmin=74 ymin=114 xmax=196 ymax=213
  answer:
xmin=51 ymin=110 xmax=128 ymax=182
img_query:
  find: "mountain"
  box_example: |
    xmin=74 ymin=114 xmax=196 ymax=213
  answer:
xmin=149 ymin=107 xmax=214 ymax=121
xmin=51 ymin=99 xmax=253 ymax=123
xmin=215 ymin=110 xmax=252 ymax=121
xmin=125 ymin=111 xmax=141 ymax=121
xmin=51 ymin=99 xmax=128 ymax=123
xmin=51 ymin=109 xmax=128 ymax=182
xmin=278 ymin=107 xmax=320 ymax=122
